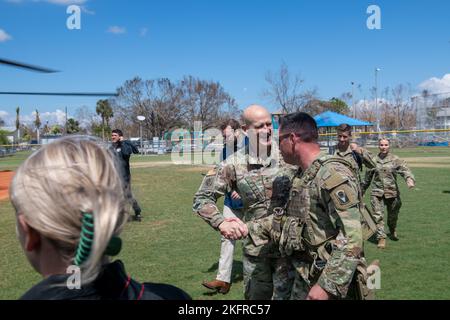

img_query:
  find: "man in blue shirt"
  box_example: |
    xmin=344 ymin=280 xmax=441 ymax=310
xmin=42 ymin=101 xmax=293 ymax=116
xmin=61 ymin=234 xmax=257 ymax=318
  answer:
xmin=202 ymin=119 xmax=245 ymax=294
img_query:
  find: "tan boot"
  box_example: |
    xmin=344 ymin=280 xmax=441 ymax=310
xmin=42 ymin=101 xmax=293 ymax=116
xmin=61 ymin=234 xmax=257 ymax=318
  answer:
xmin=377 ymin=238 xmax=386 ymax=249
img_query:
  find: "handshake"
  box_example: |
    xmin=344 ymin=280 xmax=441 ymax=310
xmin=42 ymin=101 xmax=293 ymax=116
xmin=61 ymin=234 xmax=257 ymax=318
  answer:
xmin=218 ymin=217 xmax=248 ymax=240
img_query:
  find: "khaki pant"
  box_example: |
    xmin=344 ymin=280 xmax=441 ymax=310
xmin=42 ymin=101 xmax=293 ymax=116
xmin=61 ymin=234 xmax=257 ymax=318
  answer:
xmin=216 ymin=205 xmax=242 ymax=283
xmin=370 ymin=195 xmax=402 ymax=239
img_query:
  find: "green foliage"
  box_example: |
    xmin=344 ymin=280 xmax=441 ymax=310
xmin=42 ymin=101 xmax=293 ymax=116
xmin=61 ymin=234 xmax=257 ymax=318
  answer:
xmin=96 ymin=99 xmax=114 ymax=140
xmin=304 ymin=98 xmax=350 ymax=116
xmin=66 ymin=118 xmax=81 ymax=134
xmin=50 ymin=125 xmax=62 ymax=135
xmin=91 ymin=123 xmax=111 ymax=138
xmin=20 ymin=125 xmax=32 ymax=142
xmin=21 ymin=133 xmax=31 ymax=142
xmin=328 ymin=97 xmax=350 ymax=114
xmin=0 ymin=130 xmax=9 ymax=145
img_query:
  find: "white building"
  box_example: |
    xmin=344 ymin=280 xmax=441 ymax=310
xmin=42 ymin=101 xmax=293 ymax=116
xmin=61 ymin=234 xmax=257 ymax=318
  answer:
xmin=436 ymin=108 xmax=450 ymax=129
xmin=0 ymin=126 xmax=17 ymax=143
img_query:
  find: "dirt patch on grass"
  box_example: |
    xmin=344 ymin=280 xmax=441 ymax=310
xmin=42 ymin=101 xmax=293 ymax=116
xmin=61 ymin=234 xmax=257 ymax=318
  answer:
xmin=146 ymin=219 xmax=173 ymax=230
xmin=0 ymin=171 xmax=14 ymax=201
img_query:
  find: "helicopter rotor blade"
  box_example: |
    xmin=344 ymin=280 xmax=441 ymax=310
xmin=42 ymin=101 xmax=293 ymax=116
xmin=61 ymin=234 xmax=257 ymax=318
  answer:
xmin=0 ymin=58 xmax=59 ymax=73
xmin=0 ymin=92 xmax=118 ymax=97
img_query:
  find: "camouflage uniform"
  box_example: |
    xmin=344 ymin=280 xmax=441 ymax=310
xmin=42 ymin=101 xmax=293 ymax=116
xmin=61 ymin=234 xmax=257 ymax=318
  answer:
xmin=361 ymin=153 xmax=415 ymax=239
xmin=193 ymin=148 xmax=297 ymax=300
xmin=335 ymin=146 xmax=378 ymax=239
xmin=250 ymin=153 xmax=366 ymax=299
xmin=334 ymin=145 xmax=376 ymax=176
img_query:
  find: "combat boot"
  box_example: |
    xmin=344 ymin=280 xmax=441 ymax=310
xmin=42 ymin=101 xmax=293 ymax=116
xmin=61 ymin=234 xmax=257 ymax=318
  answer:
xmin=389 ymin=229 xmax=399 ymax=241
xmin=377 ymin=238 xmax=386 ymax=249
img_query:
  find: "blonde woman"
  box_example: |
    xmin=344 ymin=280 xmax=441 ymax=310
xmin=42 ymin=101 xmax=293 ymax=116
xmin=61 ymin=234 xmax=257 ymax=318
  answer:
xmin=361 ymin=138 xmax=415 ymax=249
xmin=10 ymin=136 xmax=190 ymax=300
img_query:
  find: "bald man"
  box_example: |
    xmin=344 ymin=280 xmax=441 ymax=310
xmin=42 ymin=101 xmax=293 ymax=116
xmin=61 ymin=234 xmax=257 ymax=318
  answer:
xmin=193 ymin=105 xmax=296 ymax=300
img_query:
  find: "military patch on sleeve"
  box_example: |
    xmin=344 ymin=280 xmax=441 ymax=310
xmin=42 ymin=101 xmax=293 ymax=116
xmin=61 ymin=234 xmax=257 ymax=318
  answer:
xmin=200 ymin=175 xmax=215 ymax=191
xmin=322 ymin=170 xmax=348 ymax=190
xmin=336 ymin=189 xmax=349 ymax=204
xmin=329 ymin=184 xmax=358 ymax=210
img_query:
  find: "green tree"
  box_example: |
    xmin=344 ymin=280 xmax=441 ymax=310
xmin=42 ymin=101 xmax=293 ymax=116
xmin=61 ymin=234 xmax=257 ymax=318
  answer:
xmin=66 ymin=118 xmax=81 ymax=134
xmin=303 ymin=98 xmax=350 ymax=116
xmin=21 ymin=125 xmax=32 ymax=142
xmin=96 ymin=99 xmax=114 ymax=140
xmin=0 ymin=130 xmax=9 ymax=146
xmin=328 ymin=97 xmax=350 ymax=114
xmin=90 ymin=123 xmax=104 ymax=138
xmin=51 ymin=125 xmax=62 ymax=135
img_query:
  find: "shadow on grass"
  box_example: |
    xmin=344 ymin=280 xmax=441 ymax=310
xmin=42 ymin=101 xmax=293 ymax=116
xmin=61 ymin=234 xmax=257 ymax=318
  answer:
xmin=367 ymin=234 xmax=378 ymax=245
xmin=442 ymin=191 xmax=450 ymax=194
xmin=201 ymin=260 xmax=243 ymax=296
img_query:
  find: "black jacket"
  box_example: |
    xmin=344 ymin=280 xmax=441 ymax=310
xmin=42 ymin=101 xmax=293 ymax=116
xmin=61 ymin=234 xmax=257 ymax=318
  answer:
xmin=20 ymin=260 xmax=191 ymax=300
xmin=111 ymin=140 xmax=139 ymax=183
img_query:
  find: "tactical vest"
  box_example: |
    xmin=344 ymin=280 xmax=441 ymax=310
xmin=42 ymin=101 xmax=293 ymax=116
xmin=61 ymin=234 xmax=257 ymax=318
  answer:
xmin=273 ymin=155 xmax=376 ymax=258
xmin=273 ymin=156 xmax=378 ymax=300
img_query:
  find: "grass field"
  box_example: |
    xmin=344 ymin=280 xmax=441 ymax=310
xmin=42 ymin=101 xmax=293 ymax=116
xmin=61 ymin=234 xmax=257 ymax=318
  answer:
xmin=1 ymin=147 xmax=450 ymax=300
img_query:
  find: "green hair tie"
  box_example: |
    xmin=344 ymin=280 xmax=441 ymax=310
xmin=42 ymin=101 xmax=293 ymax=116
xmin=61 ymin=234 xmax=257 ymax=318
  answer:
xmin=74 ymin=212 xmax=94 ymax=266
xmin=74 ymin=212 xmax=122 ymax=266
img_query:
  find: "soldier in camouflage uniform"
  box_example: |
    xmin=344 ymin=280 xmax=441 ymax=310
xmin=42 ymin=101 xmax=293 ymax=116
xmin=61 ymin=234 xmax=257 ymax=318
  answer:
xmin=361 ymin=138 xmax=415 ymax=249
xmin=334 ymin=123 xmax=376 ymax=174
xmin=193 ymin=105 xmax=297 ymax=300
xmin=334 ymin=123 xmax=378 ymax=239
xmin=248 ymin=112 xmax=370 ymax=300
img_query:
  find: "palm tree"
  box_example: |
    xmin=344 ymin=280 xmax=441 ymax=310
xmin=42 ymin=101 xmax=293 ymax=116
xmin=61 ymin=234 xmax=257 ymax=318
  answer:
xmin=96 ymin=99 xmax=114 ymax=140
xmin=34 ymin=109 xmax=41 ymax=144
xmin=15 ymin=107 xmax=20 ymax=145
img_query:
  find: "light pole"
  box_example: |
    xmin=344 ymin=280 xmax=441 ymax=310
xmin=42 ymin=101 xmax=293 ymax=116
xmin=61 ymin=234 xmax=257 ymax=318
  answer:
xmin=375 ymin=68 xmax=381 ymax=134
xmin=137 ymin=115 xmax=145 ymax=154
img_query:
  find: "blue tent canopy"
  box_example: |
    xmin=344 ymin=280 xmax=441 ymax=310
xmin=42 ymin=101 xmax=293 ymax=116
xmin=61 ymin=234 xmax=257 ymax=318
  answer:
xmin=313 ymin=111 xmax=373 ymax=127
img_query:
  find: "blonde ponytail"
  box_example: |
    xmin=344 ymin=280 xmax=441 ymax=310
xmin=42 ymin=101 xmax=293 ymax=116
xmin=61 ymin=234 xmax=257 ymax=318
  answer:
xmin=10 ymin=136 xmax=129 ymax=285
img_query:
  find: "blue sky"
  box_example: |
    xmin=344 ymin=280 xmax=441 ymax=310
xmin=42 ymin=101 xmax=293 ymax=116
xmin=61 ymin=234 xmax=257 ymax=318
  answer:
xmin=0 ymin=0 xmax=449 ymax=125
